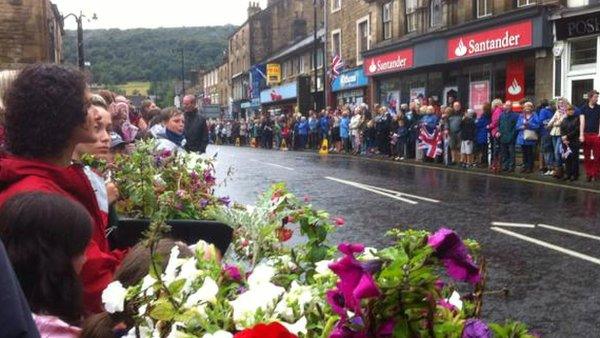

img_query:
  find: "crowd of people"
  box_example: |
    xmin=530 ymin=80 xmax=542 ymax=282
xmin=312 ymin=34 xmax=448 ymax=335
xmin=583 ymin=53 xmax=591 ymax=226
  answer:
xmin=212 ymin=93 xmax=600 ymax=183
xmin=0 ymin=64 xmax=211 ymax=337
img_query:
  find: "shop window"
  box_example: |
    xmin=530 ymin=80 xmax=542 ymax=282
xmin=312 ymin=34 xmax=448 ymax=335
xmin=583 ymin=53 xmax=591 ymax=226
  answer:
xmin=517 ymin=0 xmax=536 ymax=6
xmin=332 ymin=30 xmax=341 ymax=57
xmin=430 ymin=0 xmax=443 ymax=28
xmin=475 ymin=0 xmax=492 ymax=18
xmin=405 ymin=0 xmax=418 ymax=33
xmin=357 ymin=18 xmax=370 ymax=64
xmin=382 ymin=2 xmax=392 ymax=40
xmin=567 ymin=0 xmax=588 ymax=7
xmin=570 ymin=38 xmax=597 ymax=69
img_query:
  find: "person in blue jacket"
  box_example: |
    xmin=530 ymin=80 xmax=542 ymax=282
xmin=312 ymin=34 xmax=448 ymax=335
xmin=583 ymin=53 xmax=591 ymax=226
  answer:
xmin=297 ymin=116 xmax=309 ymax=149
xmin=475 ymin=108 xmax=490 ymax=167
xmin=536 ymin=99 xmax=555 ymax=175
xmin=339 ymin=111 xmax=351 ymax=153
xmin=517 ymin=102 xmax=541 ymax=173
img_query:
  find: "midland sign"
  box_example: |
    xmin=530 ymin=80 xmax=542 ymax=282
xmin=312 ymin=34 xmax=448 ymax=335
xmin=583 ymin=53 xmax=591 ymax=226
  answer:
xmin=363 ymin=48 xmax=414 ymax=76
xmin=448 ymin=20 xmax=532 ymax=60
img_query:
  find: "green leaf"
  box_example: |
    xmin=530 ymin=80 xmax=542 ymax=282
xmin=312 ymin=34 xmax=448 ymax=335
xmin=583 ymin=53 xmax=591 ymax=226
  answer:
xmin=149 ymin=299 xmax=176 ymax=321
xmin=168 ymin=278 xmax=186 ymax=295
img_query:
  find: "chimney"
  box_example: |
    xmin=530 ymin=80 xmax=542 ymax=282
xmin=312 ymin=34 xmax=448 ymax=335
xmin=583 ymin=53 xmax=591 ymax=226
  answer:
xmin=247 ymin=1 xmax=261 ymax=18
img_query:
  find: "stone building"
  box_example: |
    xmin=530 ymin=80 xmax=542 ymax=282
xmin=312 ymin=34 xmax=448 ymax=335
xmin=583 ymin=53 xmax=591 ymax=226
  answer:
xmin=326 ymin=0 xmax=567 ymax=110
xmin=0 ymin=0 xmax=63 ymax=69
xmin=217 ymin=61 xmax=230 ymax=111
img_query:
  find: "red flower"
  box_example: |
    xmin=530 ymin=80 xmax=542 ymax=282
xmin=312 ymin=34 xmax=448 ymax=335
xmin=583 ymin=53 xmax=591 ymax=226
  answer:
xmin=277 ymin=227 xmax=293 ymax=242
xmin=333 ymin=217 xmax=345 ymax=227
xmin=234 ymin=322 xmax=297 ymax=338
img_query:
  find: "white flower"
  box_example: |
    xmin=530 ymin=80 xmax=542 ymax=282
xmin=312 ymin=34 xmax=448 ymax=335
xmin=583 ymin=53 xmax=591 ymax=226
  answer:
xmin=447 ymin=291 xmax=463 ymax=310
xmin=166 ymin=322 xmax=187 ymax=338
xmin=362 ymin=247 xmax=378 ymax=260
xmin=185 ymin=276 xmax=219 ymax=307
xmin=281 ymin=316 xmax=307 ymax=335
xmin=314 ymin=260 xmax=333 ymax=276
xmin=289 ymin=282 xmax=313 ymax=310
xmin=179 ymin=257 xmax=199 ymax=292
xmin=164 ymin=246 xmax=184 ymax=284
xmin=102 ymin=281 xmax=127 ymax=313
xmin=247 ymin=264 xmax=275 ymax=287
xmin=229 ymin=282 xmax=285 ymax=329
xmin=202 ymin=331 xmax=233 ymax=338
xmin=141 ymin=275 xmax=157 ymax=296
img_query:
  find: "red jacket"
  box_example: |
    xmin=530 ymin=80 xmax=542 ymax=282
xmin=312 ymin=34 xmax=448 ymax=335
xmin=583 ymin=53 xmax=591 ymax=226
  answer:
xmin=0 ymin=155 xmax=125 ymax=314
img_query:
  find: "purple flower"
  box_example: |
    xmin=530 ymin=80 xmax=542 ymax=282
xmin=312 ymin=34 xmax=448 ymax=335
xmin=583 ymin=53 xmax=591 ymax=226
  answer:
xmin=377 ymin=319 xmax=395 ymax=337
xmin=327 ymin=243 xmax=381 ymax=315
xmin=175 ymin=203 xmax=184 ymax=211
xmin=204 ymin=170 xmax=216 ymax=185
xmin=218 ymin=196 xmax=231 ymax=206
xmin=462 ymin=319 xmax=492 ymax=338
xmin=223 ymin=264 xmax=242 ymax=282
xmin=329 ymin=321 xmax=369 ymax=338
xmin=428 ymin=228 xmax=481 ymax=285
xmin=160 ymin=149 xmax=172 ymax=158
xmin=438 ymin=299 xmax=457 ymax=311
xmin=198 ymin=199 xmax=209 ymax=208
xmin=435 ymin=279 xmax=446 ymax=290
xmin=326 ymin=289 xmax=346 ymax=316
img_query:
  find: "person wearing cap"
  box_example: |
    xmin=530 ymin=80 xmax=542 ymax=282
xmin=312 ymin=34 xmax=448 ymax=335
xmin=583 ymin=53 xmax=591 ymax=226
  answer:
xmin=498 ymin=101 xmax=520 ymax=172
xmin=516 ymin=102 xmax=540 ymax=173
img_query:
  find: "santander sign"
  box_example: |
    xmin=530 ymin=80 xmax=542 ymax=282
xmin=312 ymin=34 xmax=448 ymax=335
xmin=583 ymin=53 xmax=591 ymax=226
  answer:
xmin=363 ymin=48 xmax=414 ymax=76
xmin=448 ymin=20 xmax=532 ymax=60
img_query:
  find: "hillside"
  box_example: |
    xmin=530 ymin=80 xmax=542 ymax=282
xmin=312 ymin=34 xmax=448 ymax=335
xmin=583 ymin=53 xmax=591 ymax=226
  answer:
xmin=62 ymin=26 xmax=236 ymax=85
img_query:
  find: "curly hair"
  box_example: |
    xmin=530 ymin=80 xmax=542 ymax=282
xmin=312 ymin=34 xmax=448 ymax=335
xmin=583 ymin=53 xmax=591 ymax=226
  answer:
xmin=2 ymin=64 xmax=88 ymax=158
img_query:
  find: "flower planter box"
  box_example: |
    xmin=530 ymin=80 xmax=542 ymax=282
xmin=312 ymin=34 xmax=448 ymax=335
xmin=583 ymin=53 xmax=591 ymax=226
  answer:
xmin=109 ymin=218 xmax=233 ymax=254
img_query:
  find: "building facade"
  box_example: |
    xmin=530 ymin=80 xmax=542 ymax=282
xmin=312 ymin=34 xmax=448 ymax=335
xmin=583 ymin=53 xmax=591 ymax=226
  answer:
xmin=360 ymin=0 xmax=560 ymax=113
xmin=0 ymin=0 xmax=63 ymax=70
xmin=551 ymin=0 xmax=600 ymax=107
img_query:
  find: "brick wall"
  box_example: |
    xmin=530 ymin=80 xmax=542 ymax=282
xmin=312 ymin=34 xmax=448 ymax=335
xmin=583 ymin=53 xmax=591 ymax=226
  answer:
xmin=0 ymin=0 xmax=62 ymax=69
xmin=327 ymin=0 xmax=371 ymax=68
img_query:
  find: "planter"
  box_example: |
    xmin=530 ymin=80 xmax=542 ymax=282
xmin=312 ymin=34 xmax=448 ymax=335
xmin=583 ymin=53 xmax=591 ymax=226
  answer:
xmin=109 ymin=218 xmax=233 ymax=254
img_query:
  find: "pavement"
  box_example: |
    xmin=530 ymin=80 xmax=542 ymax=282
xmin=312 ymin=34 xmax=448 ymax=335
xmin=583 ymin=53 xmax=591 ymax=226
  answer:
xmin=211 ymin=144 xmax=600 ymax=337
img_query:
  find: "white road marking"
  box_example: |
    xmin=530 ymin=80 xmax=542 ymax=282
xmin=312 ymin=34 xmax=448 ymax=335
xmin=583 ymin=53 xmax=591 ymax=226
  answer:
xmin=491 ymin=222 xmax=536 ymax=228
xmin=491 ymin=227 xmax=600 ymax=266
xmin=325 ymin=176 xmax=440 ymax=205
xmin=264 ymin=162 xmax=295 ymax=171
xmin=537 ymin=224 xmax=600 ymax=242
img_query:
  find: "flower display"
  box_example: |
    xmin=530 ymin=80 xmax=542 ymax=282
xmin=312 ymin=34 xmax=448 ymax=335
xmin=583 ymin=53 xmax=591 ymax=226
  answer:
xmin=95 ymin=144 xmax=534 ymax=338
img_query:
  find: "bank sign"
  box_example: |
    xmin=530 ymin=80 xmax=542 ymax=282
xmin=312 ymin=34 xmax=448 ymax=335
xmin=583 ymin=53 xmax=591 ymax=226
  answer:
xmin=332 ymin=68 xmax=368 ymax=92
xmin=447 ymin=20 xmax=532 ymax=60
xmin=363 ymin=48 xmax=414 ymax=76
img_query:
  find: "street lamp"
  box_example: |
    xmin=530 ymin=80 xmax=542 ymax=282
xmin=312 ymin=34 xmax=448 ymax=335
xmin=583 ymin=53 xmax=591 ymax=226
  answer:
xmin=171 ymin=48 xmax=185 ymax=101
xmin=62 ymin=11 xmax=97 ymax=70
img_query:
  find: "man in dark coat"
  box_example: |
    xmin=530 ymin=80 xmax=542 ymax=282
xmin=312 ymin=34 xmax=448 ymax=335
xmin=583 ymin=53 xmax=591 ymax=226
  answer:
xmin=182 ymin=95 xmax=209 ymax=153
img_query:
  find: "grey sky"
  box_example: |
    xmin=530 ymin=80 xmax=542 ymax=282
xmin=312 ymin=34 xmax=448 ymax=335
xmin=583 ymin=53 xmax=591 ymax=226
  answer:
xmin=52 ymin=0 xmax=268 ymax=30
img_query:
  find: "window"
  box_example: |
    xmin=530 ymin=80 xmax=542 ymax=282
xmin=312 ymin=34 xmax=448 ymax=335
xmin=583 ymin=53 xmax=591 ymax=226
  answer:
xmin=317 ymin=48 xmax=324 ymax=68
xmin=331 ymin=30 xmax=341 ymax=57
xmin=357 ymin=18 xmax=370 ymax=64
xmin=332 ymin=0 xmax=341 ymax=12
xmin=476 ymin=0 xmax=492 ymax=18
xmin=570 ymin=38 xmax=597 ymax=68
xmin=382 ymin=2 xmax=392 ymax=40
xmin=405 ymin=0 xmax=418 ymax=33
xmin=430 ymin=0 xmax=442 ymax=28
xmin=567 ymin=0 xmax=588 ymax=6
xmin=517 ymin=0 xmax=536 ymax=6
xmin=299 ymin=56 xmax=305 ymax=74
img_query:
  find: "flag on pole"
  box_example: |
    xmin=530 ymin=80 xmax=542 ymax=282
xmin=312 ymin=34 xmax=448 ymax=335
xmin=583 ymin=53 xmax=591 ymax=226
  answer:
xmin=330 ymin=54 xmax=344 ymax=80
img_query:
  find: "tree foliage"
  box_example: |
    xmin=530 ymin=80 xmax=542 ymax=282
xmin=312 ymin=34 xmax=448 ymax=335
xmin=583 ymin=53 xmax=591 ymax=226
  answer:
xmin=63 ymin=26 xmax=236 ymax=85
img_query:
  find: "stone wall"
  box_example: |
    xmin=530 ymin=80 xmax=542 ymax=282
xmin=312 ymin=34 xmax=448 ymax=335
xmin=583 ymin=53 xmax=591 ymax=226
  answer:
xmin=0 ymin=0 xmax=62 ymax=69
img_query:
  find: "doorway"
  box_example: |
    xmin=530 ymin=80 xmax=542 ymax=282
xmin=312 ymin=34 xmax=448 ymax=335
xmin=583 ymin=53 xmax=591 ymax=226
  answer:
xmin=569 ymin=77 xmax=595 ymax=107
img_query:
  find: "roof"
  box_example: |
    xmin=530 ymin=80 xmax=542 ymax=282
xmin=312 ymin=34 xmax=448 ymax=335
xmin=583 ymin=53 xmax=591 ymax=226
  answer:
xmin=263 ymin=27 xmax=325 ymax=64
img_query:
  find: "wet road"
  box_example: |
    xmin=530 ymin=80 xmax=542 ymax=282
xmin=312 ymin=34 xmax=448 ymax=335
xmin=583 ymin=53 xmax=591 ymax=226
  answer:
xmin=210 ymin=145 xmax=600 ymax=337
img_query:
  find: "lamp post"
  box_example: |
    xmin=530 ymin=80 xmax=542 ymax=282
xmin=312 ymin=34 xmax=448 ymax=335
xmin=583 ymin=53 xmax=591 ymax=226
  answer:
xmin=62 ymin=11 xmax=97 ymax=70
xmin=172 ymin=48 xmax=185 ymax=104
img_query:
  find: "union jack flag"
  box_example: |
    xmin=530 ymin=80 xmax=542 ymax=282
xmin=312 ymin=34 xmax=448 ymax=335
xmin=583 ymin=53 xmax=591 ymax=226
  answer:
xmin=418 ymin=127 xmax=443 ymax=158
xmin=330 ymin=54 xmax=344 ymax=79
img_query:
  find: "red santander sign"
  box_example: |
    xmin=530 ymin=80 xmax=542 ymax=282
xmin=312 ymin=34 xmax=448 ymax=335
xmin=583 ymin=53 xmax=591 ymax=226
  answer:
xmin=364 ymin=48 xmax=414 ymax=76
xmin=448 ymin=20 xmax=532 ymax=60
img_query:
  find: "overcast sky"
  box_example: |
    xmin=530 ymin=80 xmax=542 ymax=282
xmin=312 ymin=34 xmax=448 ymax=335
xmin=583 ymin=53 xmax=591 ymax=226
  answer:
xmin=52 ymin=0 xmax=268 ymax=30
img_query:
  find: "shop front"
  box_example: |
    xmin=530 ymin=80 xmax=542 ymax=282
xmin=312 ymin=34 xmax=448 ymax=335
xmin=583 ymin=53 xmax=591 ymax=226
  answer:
xmin=553 ymin=8 xmax=600 ymax=107
xmin=363 ymin=6 xmax=553 ymax=112
xmin=331 ymin=67 xmax=370 ymax=107
xmin=260 ymin=82 xmax=298 ymax=116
